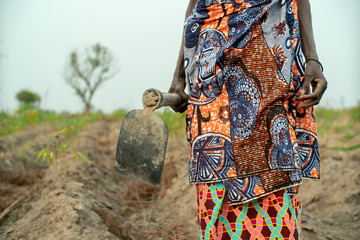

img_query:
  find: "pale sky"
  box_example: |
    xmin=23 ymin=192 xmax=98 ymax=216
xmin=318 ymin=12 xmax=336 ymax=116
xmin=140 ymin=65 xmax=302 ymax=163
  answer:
xmin=1 ymin=0 xmax=359 ymax=113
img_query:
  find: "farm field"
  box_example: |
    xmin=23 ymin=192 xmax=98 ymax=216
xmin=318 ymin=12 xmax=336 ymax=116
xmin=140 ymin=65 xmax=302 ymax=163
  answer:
xmin=0 ymin=106 xmax=359 ymax=240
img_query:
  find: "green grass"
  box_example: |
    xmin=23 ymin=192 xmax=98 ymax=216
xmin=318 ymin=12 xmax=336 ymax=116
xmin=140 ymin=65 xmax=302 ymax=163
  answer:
xmin=0 ymin=105 xmax=184 ymax=137
xmin=2 ymin=104 xmax=358 ymax=143
xmin=2 ymin=103 xmax=359 ymax=165
xmin=110 ymin=108 xmax=128 ymax=120
xmin=316 ymin=104 xmax=360 ymax=136
xmin=0 ymin=105 xmax=107 ymax=137
xmin=0 ymin=105 xmax=187 ymax=165
xmin=326 ymin=144 xmax=360 ymax=151
xmin=315 ymin=107 xmax=341 ymax=135
xmin=156 ymin=107 xmax=186 ymax=136
xmin=340 ymin=132 xmax=360 ymax=142
xmin=316 ymin=104 xmax=360 ymax=151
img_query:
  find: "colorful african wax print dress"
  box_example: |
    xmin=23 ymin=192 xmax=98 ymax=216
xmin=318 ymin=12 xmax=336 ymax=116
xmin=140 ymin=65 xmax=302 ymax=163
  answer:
xmin=183 ymin=0 xmax=319 ymax=239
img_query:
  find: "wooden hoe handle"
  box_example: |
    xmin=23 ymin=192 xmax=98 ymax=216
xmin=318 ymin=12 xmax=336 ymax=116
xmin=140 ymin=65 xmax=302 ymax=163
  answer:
xmin=142 ymin=88 xmax=183 ymax=110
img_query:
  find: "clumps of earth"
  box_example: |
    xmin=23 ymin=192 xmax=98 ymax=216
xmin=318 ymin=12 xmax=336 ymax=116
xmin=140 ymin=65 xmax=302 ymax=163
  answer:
xmin=0 ymin=115 xmax=359 ymax=239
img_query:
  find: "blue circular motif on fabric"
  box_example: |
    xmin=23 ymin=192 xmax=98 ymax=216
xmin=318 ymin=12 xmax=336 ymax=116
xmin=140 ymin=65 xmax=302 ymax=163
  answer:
xmin=223 ymin=66 xmax=261 ymax=139
xmin=270 ymin=115 xmax=295 ymax=169
xmin=286 ymin=1 xmax=295 ymax=30
xmin=228 ymin=7 xmax=261 ymax=49
xmin=185 ymin=19 xmax=205 ymax=49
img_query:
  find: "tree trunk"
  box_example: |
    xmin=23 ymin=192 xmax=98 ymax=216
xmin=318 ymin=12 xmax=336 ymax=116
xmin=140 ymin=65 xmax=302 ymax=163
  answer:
xmin=85 ymin=102 xmax=91 ymax=115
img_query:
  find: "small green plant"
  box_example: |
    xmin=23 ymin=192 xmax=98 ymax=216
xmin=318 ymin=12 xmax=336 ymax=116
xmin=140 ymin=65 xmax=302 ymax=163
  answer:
xmin=35 ymin=140 xmax=89 ymax=165
xmin=35 ymin=146 xmax=56 ymax=164
xmin=32 ymin=115 xmax=99 ymax=165
xmin=35 ymin=146 xmax=89 ymax=165
xmin=73 ymin=152 xmax=89 ymax=164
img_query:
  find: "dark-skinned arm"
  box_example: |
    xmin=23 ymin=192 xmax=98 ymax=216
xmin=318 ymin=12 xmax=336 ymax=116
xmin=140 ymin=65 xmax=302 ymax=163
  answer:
xmin=297 ymin=0 xmax=327 ymax=109
xmin=168 ymin=0 xmax=197 ymax=113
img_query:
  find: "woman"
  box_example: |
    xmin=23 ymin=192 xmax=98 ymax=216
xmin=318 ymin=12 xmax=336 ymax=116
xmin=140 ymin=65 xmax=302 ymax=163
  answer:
xmin=169 ymin=0 xmax=327 ymax=239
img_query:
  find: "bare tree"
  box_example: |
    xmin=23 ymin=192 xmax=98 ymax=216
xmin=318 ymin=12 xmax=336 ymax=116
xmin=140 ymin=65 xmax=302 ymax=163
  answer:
xmin=65 ymin=43 xmax=118 ymax=113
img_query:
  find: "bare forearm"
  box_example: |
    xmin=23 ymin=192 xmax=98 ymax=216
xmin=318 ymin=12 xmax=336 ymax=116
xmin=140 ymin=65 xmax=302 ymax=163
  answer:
xmin=297 ymin=0 xmax=327 ymax=107
xmin=297 ymin=0 xmax=318 ymax=60
xmin=169 ymin=0 xmax=196 ymax=111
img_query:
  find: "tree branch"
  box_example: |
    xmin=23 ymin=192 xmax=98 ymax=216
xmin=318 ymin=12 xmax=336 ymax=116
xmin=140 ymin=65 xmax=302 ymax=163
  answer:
xmin=64 ymin=43 xmax=118 ymax=113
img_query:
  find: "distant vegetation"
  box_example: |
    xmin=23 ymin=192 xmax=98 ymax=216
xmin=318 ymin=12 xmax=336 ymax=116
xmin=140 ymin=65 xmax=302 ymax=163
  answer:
xmin=0 ymin=105 xmax=185 ymax=165
xmin=316 ymin=104 xmax=360 ymax=134
xmin=16 ymin=89 xmax=41 ymax=107
xmin=1 ymin=103 xmax=358 ymax=145
xmin=0 ymin=107 xmax=122 ymax=137
xmin=316 ymin=103 xmax=360 ymax=151
xmin=1 ymin=104 xmax=359 ymax=137
xmin=156 ymin=108 xmax=186 ymax=135
xmin=0 ymin=106 xmax=186 ymax=137
xmin=64 ymin=43 xmax=118 ymax=114
xmin=0 ymin=102 xmax=359 ymax=167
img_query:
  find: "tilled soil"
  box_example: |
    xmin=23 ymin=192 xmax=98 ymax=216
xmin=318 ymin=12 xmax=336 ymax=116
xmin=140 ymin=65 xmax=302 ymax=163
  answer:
xmin=0 ymin=118 xmax=359 ymax=239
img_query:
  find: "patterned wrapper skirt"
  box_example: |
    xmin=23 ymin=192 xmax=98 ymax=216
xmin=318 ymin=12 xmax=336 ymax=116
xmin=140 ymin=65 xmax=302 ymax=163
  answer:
xmin=197 ymin=182 xmax=302 ymax=240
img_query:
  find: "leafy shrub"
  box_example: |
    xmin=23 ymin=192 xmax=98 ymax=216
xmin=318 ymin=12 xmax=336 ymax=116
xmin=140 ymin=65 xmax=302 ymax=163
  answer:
xmin=16 ymin=89 xmax=41 ymax=106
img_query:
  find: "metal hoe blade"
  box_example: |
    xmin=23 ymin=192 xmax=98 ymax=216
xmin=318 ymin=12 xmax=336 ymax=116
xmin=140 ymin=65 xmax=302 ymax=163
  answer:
xmin=114 ymin=89 xmax=182 ymax=186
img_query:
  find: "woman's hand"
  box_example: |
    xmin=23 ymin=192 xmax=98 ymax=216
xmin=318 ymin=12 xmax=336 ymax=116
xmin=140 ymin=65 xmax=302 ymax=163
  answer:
xmin=168 ymin=70 xmax=189 ymax=113
xmin=297 ymin=60 xmax=327 ymax=109
xmin=297 ymin=0 xmax=327 ymax=109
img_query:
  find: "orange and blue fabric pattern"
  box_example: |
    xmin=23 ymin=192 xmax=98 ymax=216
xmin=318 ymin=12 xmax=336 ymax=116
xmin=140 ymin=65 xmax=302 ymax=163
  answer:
xmin=197 ymin=182 xmax=302 ymax=240
xmin=184 ymin=0 xmax=320 ymax=205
